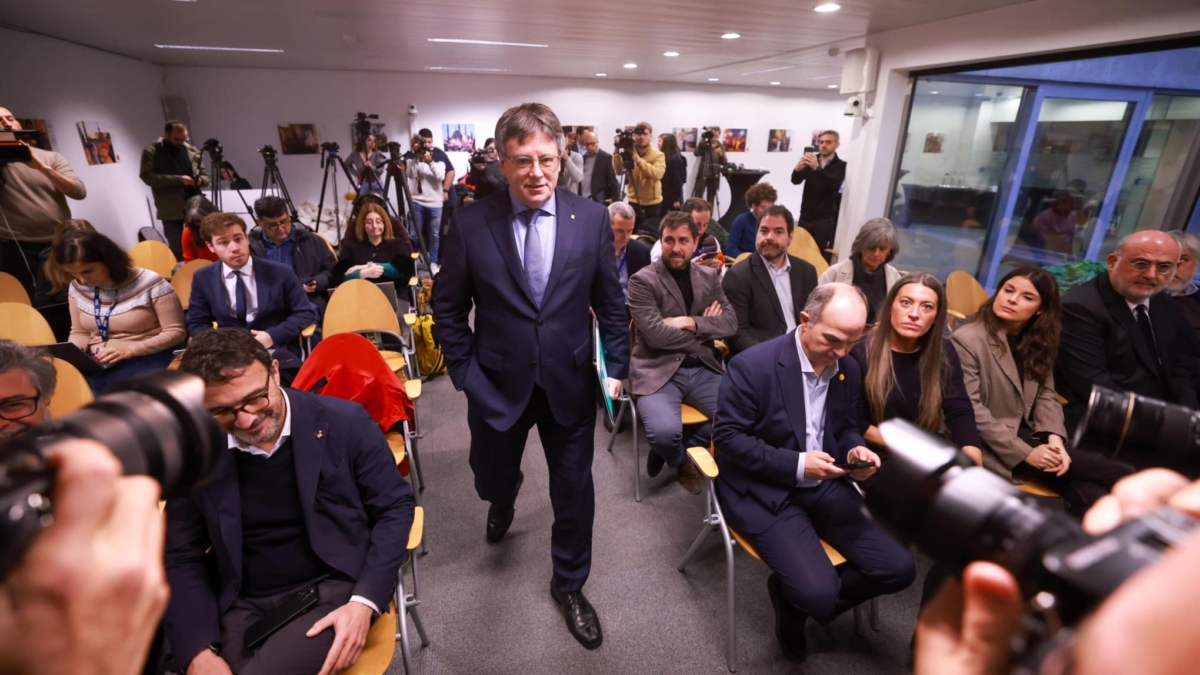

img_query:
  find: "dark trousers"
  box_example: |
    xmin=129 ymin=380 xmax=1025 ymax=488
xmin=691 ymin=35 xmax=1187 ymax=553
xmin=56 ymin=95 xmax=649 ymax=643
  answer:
xmin=633 ymin=202 xmax=663 ymax=237
xmin=467 ymin=385 xmax=596 ymax=593
xmin=799 ymin=218 xmax=836 ymax=263
xmin=162 ymin=219 xmax=185 ymax=260
xmin=735 ymin=479 xmax=915 ymax=620
xmin=0 ymin=239 xmax=48 ymax=299
xmin=701 ymin=177 xmax=720 ymax=207
xmin=217 ymin=577 xmax=356 ymax=675
xmin=636 ymin=365 xmax=721 ymax=468
xmin=85 ymin=348 xmax=177 ymax=395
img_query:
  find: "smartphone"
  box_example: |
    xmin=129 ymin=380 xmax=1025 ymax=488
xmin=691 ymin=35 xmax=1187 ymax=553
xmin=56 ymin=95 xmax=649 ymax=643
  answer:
xmin=803 ymin=145 xmax=817 ymax=154
xmin=833 ymin=460 xmax=876 ymax=470
xmin=698 ymin=251 xmax=718 ymax=261
xmin=244 ymin=584 xmax=319 ymax=650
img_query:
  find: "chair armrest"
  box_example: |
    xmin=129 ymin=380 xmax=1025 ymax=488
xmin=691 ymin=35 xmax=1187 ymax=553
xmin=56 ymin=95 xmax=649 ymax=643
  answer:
xmin=407 ymin=506 xmax=424 ymax=550
xmin=404 ymin=379 xmax=422 ymax=400
xmin=410 ymin=252 xmax=420 ymax=260
xmin=686 ymin=446 xmax=718 ymax=479
xmin=386 ymin=431 xmax=406 ymax=465
xmin=403 ymin=313 xmax=417 ymax=327
xmin=408 ymin=278 xmax=418 ymax=287
xmin=301 ymin=323 xmax=316 ymax=338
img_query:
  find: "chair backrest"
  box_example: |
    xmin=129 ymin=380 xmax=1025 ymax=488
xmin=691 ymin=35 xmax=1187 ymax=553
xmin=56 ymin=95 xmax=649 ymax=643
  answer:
xmin=324 ymin=279 xmax=402 ymax=337
xmin=316 ymin=233 xmax=339 ymax=261
xmin=0 ymin=272 xmax=31 ymax=306
xmin=170 ymin=259 xmax=212 ymax=309
xmin=733 ymin=252 xmax=751 ymax=264
xmin=49 ymin=357 xmax=94 ymax=417
xmin=0 ymin=302 xmax=55 ymax=345
xmin=787 ymin=227 xmax=829 ymax=275
xmin=129 ymin=240 xmax=178 ymax=280
xmin=138 ymin=227 xmax=167 ymax=244
xmin=946 ymin=270 xmax=989 ymax=318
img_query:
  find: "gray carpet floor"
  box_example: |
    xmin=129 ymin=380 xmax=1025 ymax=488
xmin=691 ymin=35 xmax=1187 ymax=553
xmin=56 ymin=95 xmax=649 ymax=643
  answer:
xmin=385 ymin=374 xmax=929 ymax=675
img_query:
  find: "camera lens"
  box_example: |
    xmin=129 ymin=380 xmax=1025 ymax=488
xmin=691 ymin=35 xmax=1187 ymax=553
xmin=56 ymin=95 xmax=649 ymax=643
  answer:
xmin=1073 ymin=385 xmax=1200 ymax=471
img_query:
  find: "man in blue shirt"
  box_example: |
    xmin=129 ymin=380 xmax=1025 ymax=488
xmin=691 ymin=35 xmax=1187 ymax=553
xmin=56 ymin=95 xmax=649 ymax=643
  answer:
xmin=725 ymin=182 xmax=778 ymax=258
xmin=248 ymin=196 xmax=335 ymax=316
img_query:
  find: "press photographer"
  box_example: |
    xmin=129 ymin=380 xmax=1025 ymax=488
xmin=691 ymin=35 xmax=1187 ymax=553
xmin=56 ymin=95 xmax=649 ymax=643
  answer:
xmin=467 ymin=138 xmax=507 ymax=201
xmin=0 ymin=106 xmax=87 ymax=298
xmin=140 ymin=120 xmax=210 ymax=260
xmin=612 ymin=122 xmax=665 ymax=234
xmin=692 ymin=126 xmax=726 ymax=206
xmin=406 ymin=135 xmax=447 ymax=271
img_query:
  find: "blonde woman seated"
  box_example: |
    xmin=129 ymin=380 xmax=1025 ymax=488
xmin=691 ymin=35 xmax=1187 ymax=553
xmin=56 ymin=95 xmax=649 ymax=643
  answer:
xmin=950 ymin=266 xmax=1133 ymax=514
xmin=818 ymin=218 xmax=902 ymax=324
xmin=53 ymin=230 xmax=186 ymax=393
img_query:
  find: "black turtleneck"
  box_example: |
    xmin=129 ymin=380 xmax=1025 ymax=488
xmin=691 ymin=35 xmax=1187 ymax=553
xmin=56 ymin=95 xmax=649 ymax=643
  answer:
xmin=667 ymin=262 xmax=693 ymax=310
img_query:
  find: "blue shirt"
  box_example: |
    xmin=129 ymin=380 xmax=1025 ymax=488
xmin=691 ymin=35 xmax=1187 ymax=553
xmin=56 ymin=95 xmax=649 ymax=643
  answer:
xmin=726 ymin=211 xmax=758 ymax=258
xmin=261 ymin=228 xmax=297 ymax=270
xmin=510 ymin=193 xmax=557 ymax=273
xmin=794 ymin=328 xmax=839 ymax=487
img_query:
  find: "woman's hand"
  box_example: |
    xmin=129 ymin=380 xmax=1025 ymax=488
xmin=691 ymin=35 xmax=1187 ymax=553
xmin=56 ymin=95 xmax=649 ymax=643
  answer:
xmin=359 ymin=263 xmax=385 ymax=279
xmin=1027 ymin=444 xmax=1065 ymax=474
xmin=94 ymin=344 xmax=135 ymax=365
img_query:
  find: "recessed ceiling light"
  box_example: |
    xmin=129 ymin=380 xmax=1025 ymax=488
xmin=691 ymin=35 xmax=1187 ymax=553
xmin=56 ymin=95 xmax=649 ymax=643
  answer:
xmin=974 ymin=93 xmax=984 ymax=96
xmin=624 ymin=63 xmax=638 ymax=69
xmin=721 ymin=33 xmax=741 ymax=39
xmin=827 ymin=84 xmax=838 ymax=88
xmin=770 ymin=81 xmax=781 ymax=85
xmin=708 ymin=77 xmax=720 ymax=82
xmin=663 ymin=51 xmax=679 ymax=57
xmin=930 ymin=90 xmax=939 ymax=94
xmin=425 ymin=66 xmax=512 ymax=73
xmin=427 ymin=38 xmax=548 ymax=48
xmin=154 ymin=44 xmax=283 ymax=52
xmin=815 ymin=3 xmax=841 ymax=12
xmin=596 ymin=72 xmax=607 ymax=77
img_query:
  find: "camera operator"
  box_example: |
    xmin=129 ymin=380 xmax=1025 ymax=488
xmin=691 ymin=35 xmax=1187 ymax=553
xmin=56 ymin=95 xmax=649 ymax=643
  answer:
xmin=345 ymin=133 xmax=386 ymax=196
xmin=915 ymin=468 xmax=1200 ymax=675
xmin=468 ymin=138 xmax=507 ymax=202
xmin=407 ymin=135 xmax=447 ymax=271
xmin=612 ymin=122 xmax=666 ymax=233
xmin=693 ymin=127 xmax=727 ymax=207
xmin=140 ymin=120 xmax=210 ymax=260
xmin=790 ymin=130 xmax=845 ymax=264
xmin=0 ymin=106 xmax=87 ymax=299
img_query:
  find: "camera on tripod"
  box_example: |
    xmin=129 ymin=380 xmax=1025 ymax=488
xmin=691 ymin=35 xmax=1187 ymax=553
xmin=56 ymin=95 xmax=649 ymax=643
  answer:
xmin=258 ymin=144 xmax=278 ymax=162
xmin=353 ymin=112 xmax=379 ymax=140
xmin=201 ymin=138 xmax=222 ymax=156
xmin=320 ymin=141 xmax=340 ymax=155
xmin=614 ymin=128 xmax=636 ymax=170
xmin=701 ymin=126 xmax=720 ymax=144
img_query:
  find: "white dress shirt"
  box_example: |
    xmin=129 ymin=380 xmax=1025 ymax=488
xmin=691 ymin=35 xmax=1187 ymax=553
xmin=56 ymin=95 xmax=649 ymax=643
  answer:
xmin=794 ymin=330 xmax=840 ymax=487
xmin=761 ymin=253 xmax=797 ymax=333
xmin=221 ymin=257 xmax=258 ymax=323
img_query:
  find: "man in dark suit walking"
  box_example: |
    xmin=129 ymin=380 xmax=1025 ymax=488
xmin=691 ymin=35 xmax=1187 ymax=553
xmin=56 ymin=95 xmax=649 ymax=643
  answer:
xmin=186 ymin=212 xmax=317 ymax=374
xmin=165 ymin=328 xmax=415 ymax=675
xmin=1056 ymin=230 xmax=1200 ymax=473
xmin=578 ymin=129 xmax=620 ymax=204
xmin=723 ymin=206 xmax=818 ymax=356
xmin=432 ymin=103 xmax=629 ymax=650
xmin=713 ymin=283 xmax=914 ymax=662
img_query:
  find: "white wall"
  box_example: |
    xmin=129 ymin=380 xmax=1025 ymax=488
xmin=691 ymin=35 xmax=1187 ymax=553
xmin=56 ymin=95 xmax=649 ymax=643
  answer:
xmin=162 ymin=66 xmax=849 ymax=230
xmin=840 ymin=0 xmax=1200 ymax=257
xmin=0 ymin=28 xmax=165 ymax=249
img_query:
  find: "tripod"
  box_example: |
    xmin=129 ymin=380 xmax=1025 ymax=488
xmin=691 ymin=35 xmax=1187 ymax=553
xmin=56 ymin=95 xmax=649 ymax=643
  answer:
xmin=260 ymin=153 xmax=299 ymax=223
xmin=203 ymin=143 xmax=253 ymax=217
xmin=380 ymin=152 xmax=431 ymax=270
xmin=692 ymin=141 xmax=722 ymax=216
xmin=314 ymin=146 xmax=358 ymax=242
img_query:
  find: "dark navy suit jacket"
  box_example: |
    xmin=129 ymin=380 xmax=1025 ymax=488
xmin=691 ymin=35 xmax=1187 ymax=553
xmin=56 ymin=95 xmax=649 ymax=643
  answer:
xmin=162 ymin=390 xmax=415 ymax=668
xmin=432 ymin=189 xmax=630 ymax=430
xmin=712 ymin=331 xmax=865 ymax=535
xmin=185 ymin=256 xmax=318 ymax=351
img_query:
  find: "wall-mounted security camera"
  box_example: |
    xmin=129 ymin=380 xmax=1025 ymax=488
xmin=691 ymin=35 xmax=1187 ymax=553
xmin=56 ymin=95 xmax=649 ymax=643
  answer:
xmin=844 ymin=95 xmax=864 ymax=117
xmin=408 ymin=104 xmax=419 ymax=116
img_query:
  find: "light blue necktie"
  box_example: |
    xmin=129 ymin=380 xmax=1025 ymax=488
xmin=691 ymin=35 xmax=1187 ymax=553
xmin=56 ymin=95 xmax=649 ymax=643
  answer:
xmin=522 ymin=208 xmax=547 ymax=306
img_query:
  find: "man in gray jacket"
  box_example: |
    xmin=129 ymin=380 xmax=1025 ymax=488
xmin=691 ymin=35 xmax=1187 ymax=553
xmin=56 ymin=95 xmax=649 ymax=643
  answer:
xmin=140 ymin=120 xmax=210 ymax=258
xmin=627 ymin=211 xmax=737 ymax=494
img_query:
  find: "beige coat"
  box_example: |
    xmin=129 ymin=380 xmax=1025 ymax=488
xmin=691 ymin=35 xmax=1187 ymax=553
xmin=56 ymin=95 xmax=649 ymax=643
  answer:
xmin=950 ymin=320 xmax=1067 ymax=481
xmin=817 ymin=258 xmax=902 ymax=289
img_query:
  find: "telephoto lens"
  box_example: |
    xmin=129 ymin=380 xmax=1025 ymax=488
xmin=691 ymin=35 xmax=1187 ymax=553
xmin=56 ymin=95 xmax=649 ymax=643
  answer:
xmin=0 ymin=371 xmax=222 ymax=578
xmin=1073 ymin=385 xmax=1200 ymax=473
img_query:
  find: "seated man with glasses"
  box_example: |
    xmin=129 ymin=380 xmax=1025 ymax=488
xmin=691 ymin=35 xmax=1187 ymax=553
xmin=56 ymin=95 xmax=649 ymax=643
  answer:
xmin=165 ymin=327 xmax=415 ymax=675
xmin=0 ymin=340 xmax=54 ymax=440
xmin=248 ymin=196 xmax=336 ymax=318
xmin=1056 ymin=230 xmax=1200 ymax=474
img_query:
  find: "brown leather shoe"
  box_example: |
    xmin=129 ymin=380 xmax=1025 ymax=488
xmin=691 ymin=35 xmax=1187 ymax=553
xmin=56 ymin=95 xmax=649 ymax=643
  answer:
xmin=678 ymin=459 xmax=703 ymax=494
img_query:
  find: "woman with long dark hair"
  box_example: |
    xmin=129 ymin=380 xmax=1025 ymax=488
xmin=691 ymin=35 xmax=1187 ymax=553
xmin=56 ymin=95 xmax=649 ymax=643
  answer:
xmin=659 ymin=133 xmax=687 ymax=211
xmin=856 ymin=272 xmax=983 ymax=465
xmin=951 ymin=267 xmax=1132 ymax=512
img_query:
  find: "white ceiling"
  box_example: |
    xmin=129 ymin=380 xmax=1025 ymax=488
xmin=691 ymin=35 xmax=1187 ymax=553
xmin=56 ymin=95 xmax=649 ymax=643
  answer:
xmin=2 ymin=0 xmax=1035 ymax=89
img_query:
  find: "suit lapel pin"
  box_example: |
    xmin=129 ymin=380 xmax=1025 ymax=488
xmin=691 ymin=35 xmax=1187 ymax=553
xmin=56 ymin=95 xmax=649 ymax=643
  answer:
xmin=316 ymin=430 xmax=324 ymax=439
xmin=838 ymin=374 xmax=845 ymax=381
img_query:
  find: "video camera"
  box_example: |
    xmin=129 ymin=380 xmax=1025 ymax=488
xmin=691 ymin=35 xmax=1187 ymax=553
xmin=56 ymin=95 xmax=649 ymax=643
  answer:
xmin=258 ymin=144 xmax=279 ymax=163
xmin=353 ymin=112 xmax=379 ymax=146
xmin=701 ymin=126 xmax=720 ymax=144
xmin=614 ymin=128 xmax=635 ymax=170
xmin=386 ymin=141 xmax=403 ymax=163
xmin=201 ymin=138 xmax=223 ymax=157
xmin=0 ymin=371 xmax=222 ymax=579
xmin=320 ymin=141 xmax=340 ymax=155
xmin=867 ymin=384 xmax=1200 ymax=671
xmin=470 ymin=148 xmax=490 ymax=168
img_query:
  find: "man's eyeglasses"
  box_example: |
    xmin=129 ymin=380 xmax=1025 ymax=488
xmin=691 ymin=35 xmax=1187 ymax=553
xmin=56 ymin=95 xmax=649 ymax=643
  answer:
xmin=260 ymin=217 xmax=291 ymax=229
xmin=207 ymin=374 xmax=273 ymax=424
xmin=1127 ymin=258 xmax=1177 ymax=276
xmin=0 ymin=394 xmax=41 ymax=421
xmin=509 ymin=156 xmax=560 ymax=172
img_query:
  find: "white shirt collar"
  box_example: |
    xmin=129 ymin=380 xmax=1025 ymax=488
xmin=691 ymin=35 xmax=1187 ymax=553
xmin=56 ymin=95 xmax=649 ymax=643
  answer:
xmin=229 ymin=388 xmax=292 ymax=457
xmin=1126 ymin=298 xmax=1150 ymax=314
xmin=760 ymin=253 xmax=791 ymax=274
xmin=795 ymin=328 xmax=839 ymax=380
xmin=222 ymin=256 xmax=253 ymax=279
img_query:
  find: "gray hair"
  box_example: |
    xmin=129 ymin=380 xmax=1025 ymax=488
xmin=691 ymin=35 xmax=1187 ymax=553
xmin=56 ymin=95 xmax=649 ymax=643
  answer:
xmin=0 ymin=340 xmax=56 ymax=400
xmin=494 ymin=102 xmax=566 ymax=160
xmin=803 ymin=282 xmax=867 ymax=325
xmin=1171 ymin=230 xmax=1200 ymax=258
xmin=608 ymin=201 xmax=635 ymax=222
xmin=851 ymin=217 xmax=900 ymax=263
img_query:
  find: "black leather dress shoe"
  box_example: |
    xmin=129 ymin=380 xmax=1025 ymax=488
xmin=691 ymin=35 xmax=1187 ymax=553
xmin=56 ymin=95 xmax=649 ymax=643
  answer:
xmin=550 ymin=584 xmax=604 ymax=650
xmin=647 ymin=450 xmax=665 ymax=478
xmin=486 ymin=471 xmax=524 ymax=543
xmin=767 ymin=574 xmax=808 ymax=662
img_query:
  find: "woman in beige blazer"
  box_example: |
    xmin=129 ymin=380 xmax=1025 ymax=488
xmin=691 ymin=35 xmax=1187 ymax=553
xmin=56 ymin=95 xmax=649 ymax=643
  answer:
xmin=951 ymin=266 xmax=1131 ymax=514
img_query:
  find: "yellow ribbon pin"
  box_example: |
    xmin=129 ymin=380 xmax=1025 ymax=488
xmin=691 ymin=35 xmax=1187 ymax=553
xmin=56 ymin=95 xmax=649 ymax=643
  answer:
xmin=838 ymin=374 xmax=845 ymax=381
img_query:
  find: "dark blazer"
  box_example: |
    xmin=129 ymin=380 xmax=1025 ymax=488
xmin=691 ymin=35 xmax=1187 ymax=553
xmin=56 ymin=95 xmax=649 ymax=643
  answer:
xmin=624 ymin=237 xmax=651 ymax=282
xmin=163 ymin=390 xmax=415 ymax=669
xmin=432 ymin=189 xmax=630 ymax=430
xmin=248 ymin=226 xmax=337 ymax=313
xmin=722 ymin=253 xmax=818 ymax=356
xmin=586 ymin=150 xmax=621 ymax=204
xmin=1056 ymin=272 xmax=1199 ymax=431
xmin=790 ymin=154 xmax=846 ymax=223
xmin=713 ymin=332 xmax=865 ymax=534
xmin=186 ymin=256 xmax=318 ymax=351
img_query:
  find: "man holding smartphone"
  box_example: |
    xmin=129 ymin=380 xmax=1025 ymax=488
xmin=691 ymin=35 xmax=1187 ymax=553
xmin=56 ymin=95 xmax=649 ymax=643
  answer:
xmin=649 ymin=198 xmax=723 ymax=273
xmin=711 ymin=283 xmax=914 ymax=663
xmin=791 ymin=130 xmax=846 ymax=264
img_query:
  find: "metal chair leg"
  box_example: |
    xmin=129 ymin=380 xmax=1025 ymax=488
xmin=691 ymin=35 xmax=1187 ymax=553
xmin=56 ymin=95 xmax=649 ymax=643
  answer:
xmin=713 ymin=499 xmax=738 ymax=672
xmin=631 ymin=398 xmax=642 ymax=503
xmin=678 ymin=482 xmax=718 ymax=572
xmin=606 ymin=396 xmax=627 ymax=454
xmin=409 ymin=604 xmax=431 ymax=647
xmin=403 ymin=420 xmax=426 ymax=494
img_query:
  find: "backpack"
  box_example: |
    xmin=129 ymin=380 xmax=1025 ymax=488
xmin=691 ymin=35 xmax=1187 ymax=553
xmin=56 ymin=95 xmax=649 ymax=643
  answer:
xmin=412 ymin=313 xmax=446 ymax=377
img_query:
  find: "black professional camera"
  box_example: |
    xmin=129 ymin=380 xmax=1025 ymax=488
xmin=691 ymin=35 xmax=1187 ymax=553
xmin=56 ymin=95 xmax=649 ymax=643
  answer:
xmin=0 ymin=371 xmax=222 ymax=579
xmin=470 ymin=149 xmax=489 ymax=168
xmin=0 ymin=129 xmax=40 ymax=164
xmin=258 ymin=144 xmax=278 ymax=162
xmin=701 ymin=126 xmax=720 ymax=144
xmin=353 ymin=112 xmax=379 ymax=145
xmin=320 ymin=141 xmax=340 ymax=155
xmin=868 ymin=409 xmax=1197 ymax=672
xmin=614 ymin=128 xmax=635 ymax=170
xmin=1073 ymin=385 xmax=1200 ymax=472
xmin=201 ymin=138 xmax=222 ymax=156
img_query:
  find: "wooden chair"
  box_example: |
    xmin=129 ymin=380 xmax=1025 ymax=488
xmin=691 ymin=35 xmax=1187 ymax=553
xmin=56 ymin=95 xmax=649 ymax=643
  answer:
xmin=316 ymin=232 xmax=339 ymax=261
xmin=129 ymin=240 xmax=178 ymax=280
xmin=677 ymin=444 xmax=878 ymax=672
xmin=48 ymin=358 xmax=94 ymax=417
xmin=786 ymin=227 xmax=830 ymax=276
xmin=946 ymin=270 xmax=988 ymax=323
xmin=732 ymin=252 xmax=751 ymax=265
xmin=0 ymin=302 xmax=55 ymax=345
xmin=169 ymin=259 xmax=212 ymax=310
xmin=394 ymin=505 xmax=431 ymax=673
xmin=342 ymin=602 xmax=397 ymax=675
xmin=0 ymin=272 xmax=31 ymax=305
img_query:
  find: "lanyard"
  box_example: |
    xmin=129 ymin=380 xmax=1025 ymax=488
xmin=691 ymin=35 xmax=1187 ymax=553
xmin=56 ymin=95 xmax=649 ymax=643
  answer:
xmin=93 ymin=287 xmax=117 ymax=342
xmin=617 ymin=250 xmax=627 ymax=274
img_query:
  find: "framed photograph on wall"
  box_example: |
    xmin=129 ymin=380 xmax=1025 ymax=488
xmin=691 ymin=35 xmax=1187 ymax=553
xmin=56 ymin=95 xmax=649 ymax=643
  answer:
xmin=442 ymin=123 xmax=475 ymax=152
xmin=722 ymin=128 xmax=748 ymax=152
xmin=767 ymin=129 xmax=792 ymax=152
xmin=277 ymin=124 xmax=321 ymax=155
xmin=673 ymin=127 xmax=698 ymax=152
xmin=924 ymin=132 xmax=945 ymax=154
xmin=75 ymin=121 xmax=118 ymax=165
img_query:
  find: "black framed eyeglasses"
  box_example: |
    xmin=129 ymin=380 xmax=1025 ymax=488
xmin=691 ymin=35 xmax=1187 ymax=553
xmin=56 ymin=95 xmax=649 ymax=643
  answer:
xmin=207 ymin=374 xmax=273 ymax=423
xmin=0 ymin=394 xmax=41 ymax=421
